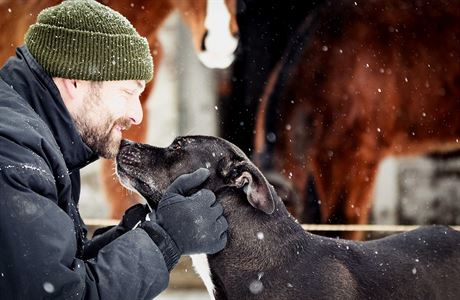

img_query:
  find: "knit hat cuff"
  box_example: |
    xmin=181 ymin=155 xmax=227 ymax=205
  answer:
xmin=25 ymin=23 xmax=153 ymax=81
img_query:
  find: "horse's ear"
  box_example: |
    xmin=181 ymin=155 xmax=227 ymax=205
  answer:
xmin=223 ymin=160 xmax=276 ymax=214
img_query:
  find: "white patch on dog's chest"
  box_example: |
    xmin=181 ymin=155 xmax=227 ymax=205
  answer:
xmin=190 ymin=254 xmax=215 ymax=300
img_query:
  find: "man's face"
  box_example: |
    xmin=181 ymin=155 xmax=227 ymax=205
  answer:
xmin=71 ymin=80 xmax=145 ymax=159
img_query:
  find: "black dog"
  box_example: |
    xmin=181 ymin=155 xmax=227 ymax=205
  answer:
xmin=116 ymin=136 xmax=460 ymax=300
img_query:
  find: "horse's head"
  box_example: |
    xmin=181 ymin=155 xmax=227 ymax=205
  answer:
xmin=172 ymin=0 xmax=239 ymax=69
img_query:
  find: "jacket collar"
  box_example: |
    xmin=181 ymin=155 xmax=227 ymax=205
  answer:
xmin=0 ymin=46 xmax=98 ymax=171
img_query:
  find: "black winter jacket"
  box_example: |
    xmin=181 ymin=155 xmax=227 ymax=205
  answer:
xmin=0 ymin=46 xmax=169 ymax=299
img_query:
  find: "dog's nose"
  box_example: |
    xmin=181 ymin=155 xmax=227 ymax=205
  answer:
xmin=120 ymin=139 xmax=134 ymax=149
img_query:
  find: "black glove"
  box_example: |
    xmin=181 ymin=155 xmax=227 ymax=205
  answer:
xmin=140 ymin=168 xmax=228 ymax=269
xmin=157 ymin=168 xmax=228 ymax=255
xmin=83 ymin=203 xmax=150 ymax=259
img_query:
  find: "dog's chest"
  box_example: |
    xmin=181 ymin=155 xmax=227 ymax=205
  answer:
xmin=191 ymin=254 xmax=216 ymax=300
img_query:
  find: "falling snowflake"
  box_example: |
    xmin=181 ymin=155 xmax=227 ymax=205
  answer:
xmin=43 ymin=282 xmax=55 ymax=294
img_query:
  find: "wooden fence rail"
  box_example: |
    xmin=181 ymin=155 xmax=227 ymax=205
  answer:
xmin=84 ymin=219 xmax=460 ymax=233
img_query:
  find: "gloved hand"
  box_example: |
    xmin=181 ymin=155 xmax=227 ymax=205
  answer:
xmin=83 ymin=203 xmax=150 ymax=259
xmin=110 ymin=203 xmax=151 ymax=233
xmin=156 ymin=168 xmax=228 ymax=255
xmin=139 ymin=168 xmax=228 ymax=270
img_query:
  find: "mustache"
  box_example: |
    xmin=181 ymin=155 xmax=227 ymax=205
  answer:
xmin=113 ymin=118 xmax=132 ymax=131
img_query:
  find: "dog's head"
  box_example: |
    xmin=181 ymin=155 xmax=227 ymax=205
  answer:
xmin=116 ymin=135 xmax=277 ymax=214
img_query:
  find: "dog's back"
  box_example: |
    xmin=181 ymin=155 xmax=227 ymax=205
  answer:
xmin=336 ymin=225 xmax=460 ymax=299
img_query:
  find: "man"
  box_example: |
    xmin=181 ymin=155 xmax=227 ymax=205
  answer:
xmin=0 ymin=0 xmax=227 ymax=299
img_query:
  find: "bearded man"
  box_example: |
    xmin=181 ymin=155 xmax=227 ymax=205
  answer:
xmin=0 ymin=0 xmax=227 ymax=299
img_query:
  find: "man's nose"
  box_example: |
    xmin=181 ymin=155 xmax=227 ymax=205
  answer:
xmin=128 ymin=98 xmax=143 ymax=125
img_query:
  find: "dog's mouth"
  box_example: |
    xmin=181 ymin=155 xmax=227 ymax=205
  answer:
xmin=116 ymin=145 xmax=164 ymax=208
xmin=116 ymin=165 xmax=163 ymax=206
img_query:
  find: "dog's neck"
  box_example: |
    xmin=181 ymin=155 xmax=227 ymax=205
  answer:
xmin=204 ymin=188 xmax=310 ymax=298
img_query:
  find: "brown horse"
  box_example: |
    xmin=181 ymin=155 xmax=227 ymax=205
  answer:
xmin=254 ymin=0 xmax=460 ymax=239
xmin=0 ymin=0 xmax=238 ymax=219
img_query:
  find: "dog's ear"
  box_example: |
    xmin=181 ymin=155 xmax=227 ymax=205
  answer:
xmin=220 ymin=158 xmax=276 ymax=214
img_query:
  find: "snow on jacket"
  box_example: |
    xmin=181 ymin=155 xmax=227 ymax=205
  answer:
xmin=0 ymin=46 xmax=169 ymax=299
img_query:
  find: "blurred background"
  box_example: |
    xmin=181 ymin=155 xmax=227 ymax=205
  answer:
xmin=2 ymin=0 xmax=460 ymax=299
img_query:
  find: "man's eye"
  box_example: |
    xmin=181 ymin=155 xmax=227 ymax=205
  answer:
xmin=123 ymin=89 xmax=135 ymax=96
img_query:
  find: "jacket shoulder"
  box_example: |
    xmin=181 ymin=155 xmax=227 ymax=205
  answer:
xmin=0 ymin=79 xmax=59 ymax=159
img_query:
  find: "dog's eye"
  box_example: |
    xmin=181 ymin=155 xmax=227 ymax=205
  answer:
xmin=170 ymin=143 xmax=181 ymax=151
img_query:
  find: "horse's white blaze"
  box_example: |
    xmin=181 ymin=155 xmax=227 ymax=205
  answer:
xmin=191 ymin=254 xmax=216 ymax=300
xmin=199 ymin=0 xmax=238 ymax=69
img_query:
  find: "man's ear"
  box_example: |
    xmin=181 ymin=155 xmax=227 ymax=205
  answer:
xmin=53 ymin=78 xmax=79 ymax=100
xmin=220 ymin=158 xmax=276 ymax=214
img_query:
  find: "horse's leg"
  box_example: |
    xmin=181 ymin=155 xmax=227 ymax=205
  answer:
xmin=282 ymin=161 xmax=310 ymax=221
xmin=101 ymin=39 xmax=162 ymax=219
xmin=312 ymin=146 xmax=382 ymax=240
xmin=342 ymin=158 xmax=381 ymax=240
xmin=268 ymin=109 xmax=313 ymax=221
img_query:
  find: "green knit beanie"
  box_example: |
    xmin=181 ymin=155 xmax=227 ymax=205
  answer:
xmin=24 ymin=0 xmax=153 ymax=81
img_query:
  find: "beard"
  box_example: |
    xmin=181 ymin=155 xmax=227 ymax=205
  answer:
xmin=71 ymin=87 xmax=131 ymax=159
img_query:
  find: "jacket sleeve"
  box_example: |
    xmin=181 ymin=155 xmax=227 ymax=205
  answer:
xmin=0 ymin=161 xmax=170 ymax=299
